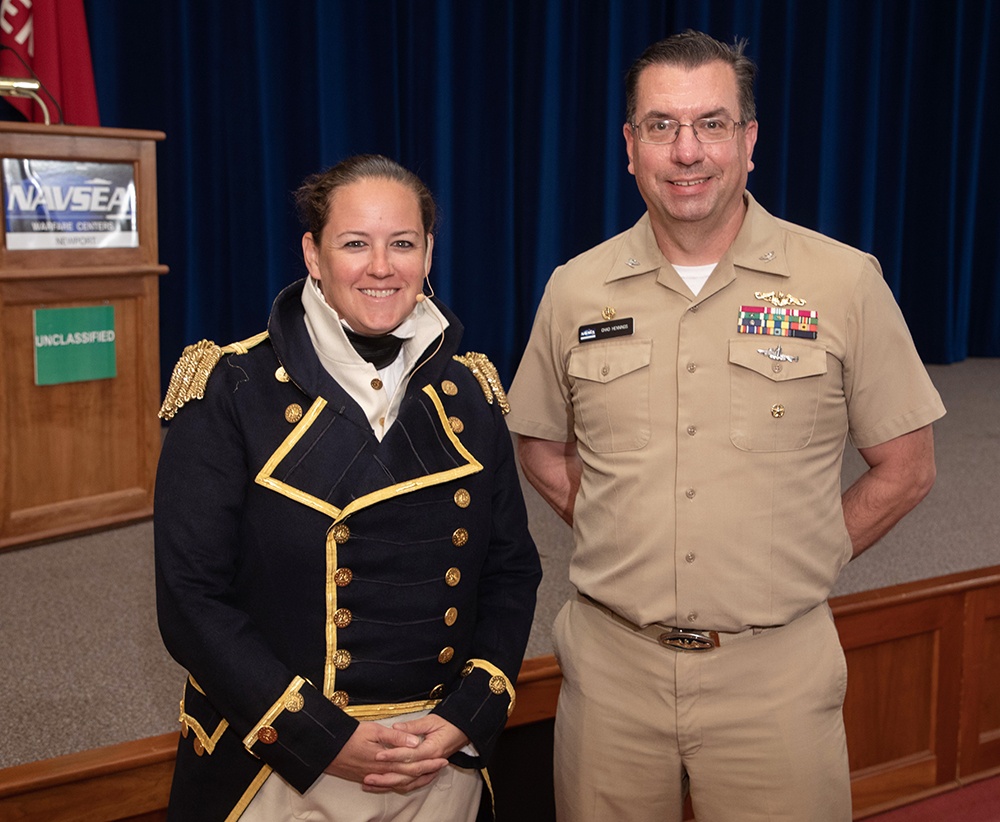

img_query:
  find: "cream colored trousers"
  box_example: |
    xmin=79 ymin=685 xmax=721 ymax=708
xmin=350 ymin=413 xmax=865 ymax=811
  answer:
xmin=553 ymin=597 xmax=851 ymax=822
xmin=241 ymin=712 xmax=482 ymax=822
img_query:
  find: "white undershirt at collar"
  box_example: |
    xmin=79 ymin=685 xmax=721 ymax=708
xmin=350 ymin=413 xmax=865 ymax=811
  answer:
xmin=672 ymin=263 xmax=717 ymax=296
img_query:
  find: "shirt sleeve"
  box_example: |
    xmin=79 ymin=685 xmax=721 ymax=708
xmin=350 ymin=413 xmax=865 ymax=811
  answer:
xmin=843 ymin=255 xmax=946 ymax=448
xmin=506 ymin=280 xmax=577 ymax=443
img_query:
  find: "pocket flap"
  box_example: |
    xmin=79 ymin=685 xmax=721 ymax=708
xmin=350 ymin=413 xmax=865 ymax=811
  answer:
xmin=568 ymin=340 xmax=652 ymax=384
xmin=729 ymin=339 xmax=827 ymax=382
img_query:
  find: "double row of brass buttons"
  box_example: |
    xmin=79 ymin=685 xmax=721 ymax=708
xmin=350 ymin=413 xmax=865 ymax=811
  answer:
xmin=324 ymin=487 xmax=473 ymax=709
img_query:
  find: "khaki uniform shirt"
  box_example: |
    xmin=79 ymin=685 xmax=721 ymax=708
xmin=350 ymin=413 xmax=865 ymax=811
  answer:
xmin=507 ymin=193 xmax=945 ymax=632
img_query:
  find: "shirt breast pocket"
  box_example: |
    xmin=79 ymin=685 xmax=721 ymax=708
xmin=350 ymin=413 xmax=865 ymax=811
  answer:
xmin=729 ymin=339 xmax=828 ymax=451
xmin=567 ymin=339 xmax=651 ymax=453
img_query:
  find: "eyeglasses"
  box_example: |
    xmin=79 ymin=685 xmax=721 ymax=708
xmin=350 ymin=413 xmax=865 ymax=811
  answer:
xmin=630 ymin=116 xmax=746 ymax=144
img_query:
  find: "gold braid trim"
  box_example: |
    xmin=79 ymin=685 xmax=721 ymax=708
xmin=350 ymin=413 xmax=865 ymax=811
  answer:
xmin=343 ymin=698 xmax=441 ymax=721
xmin=452 ymin=352 xmax=510 ymax=415
xmin=158 ymin=331 xmax=270 ymax=420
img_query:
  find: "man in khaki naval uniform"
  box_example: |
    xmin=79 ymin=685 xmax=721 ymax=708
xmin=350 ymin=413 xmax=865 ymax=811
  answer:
xmin=506 ymin=31 xmax=945 ymax=822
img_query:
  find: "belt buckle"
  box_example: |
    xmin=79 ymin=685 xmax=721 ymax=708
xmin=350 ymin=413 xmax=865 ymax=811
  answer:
xmin=657 ymin=629 xmax=718 ymax=651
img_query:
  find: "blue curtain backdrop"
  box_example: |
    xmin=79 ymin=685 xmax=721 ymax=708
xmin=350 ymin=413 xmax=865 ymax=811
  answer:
xmin=81 ymin=0 xmax=1000 ymax=389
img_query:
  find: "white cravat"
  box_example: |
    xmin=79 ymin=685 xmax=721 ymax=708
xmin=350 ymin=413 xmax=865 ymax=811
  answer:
xmin=300 ymin=277 xmax=448 ymax=441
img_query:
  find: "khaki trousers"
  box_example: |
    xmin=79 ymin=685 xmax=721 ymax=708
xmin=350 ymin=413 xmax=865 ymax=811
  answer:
xmin=552 ymin=597 xmax=851 ymax=822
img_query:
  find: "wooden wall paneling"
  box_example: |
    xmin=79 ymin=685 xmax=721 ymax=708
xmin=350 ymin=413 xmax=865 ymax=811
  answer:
xmin=836 ymin=591 xmax=964 ymax=813
xmin=960 ymin=583 xmax=1000 ymax=778
xmin=0 ymin=733 xmax=175 ymax=822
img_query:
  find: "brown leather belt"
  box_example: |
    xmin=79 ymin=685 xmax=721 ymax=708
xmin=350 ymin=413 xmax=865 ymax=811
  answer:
xmin=578 ymin=593 xmax=769 ymax=651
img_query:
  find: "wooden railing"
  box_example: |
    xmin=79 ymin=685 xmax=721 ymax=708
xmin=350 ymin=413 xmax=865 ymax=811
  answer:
xmin=2 ymin=567 xmax=998 ymax=821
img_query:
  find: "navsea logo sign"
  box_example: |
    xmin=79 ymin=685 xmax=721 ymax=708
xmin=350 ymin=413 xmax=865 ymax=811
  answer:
xmin=33 ymin=306 xmax=117 ymax=386
xmin=3 ymin=159 xmax=138 ymax=250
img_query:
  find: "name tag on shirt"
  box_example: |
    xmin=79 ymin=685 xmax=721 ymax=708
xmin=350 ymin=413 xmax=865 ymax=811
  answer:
xmin=579 ymin=317 xmax=634 ymax=343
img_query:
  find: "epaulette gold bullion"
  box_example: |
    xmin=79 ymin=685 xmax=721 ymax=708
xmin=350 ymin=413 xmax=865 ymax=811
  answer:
xmin=158 ymin=331 xmax=269 ymax=421
xmin=453 ymin=352 xmax=510 ymax=415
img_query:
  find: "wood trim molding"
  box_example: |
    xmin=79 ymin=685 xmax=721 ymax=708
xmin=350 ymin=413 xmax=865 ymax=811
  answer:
xmin=1 ymin=564 xmax=998 ymax=821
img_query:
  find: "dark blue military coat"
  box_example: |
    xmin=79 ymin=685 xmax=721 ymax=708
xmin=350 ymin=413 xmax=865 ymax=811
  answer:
xmin=154 ymin=280 xmax=541 ymax=820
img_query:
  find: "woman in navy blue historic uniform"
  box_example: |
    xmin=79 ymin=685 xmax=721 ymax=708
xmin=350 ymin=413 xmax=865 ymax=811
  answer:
xmin=154 ymin=155 xmax=541 ymax=821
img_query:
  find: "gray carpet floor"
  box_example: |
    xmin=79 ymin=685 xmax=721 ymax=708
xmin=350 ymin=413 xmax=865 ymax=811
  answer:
xmin=1 ymin=358 xmax=997 ymax=770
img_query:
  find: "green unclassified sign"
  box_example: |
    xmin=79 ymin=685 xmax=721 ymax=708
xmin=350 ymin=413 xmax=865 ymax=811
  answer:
xmin=33 ymin=306 xmax=117 ymax=386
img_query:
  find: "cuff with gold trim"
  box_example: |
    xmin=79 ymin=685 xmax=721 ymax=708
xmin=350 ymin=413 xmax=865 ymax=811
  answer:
xmin=242 ymin=676 xmax=307 ymax=756
xmin=461 ymin=658 xmax=516 ymax=717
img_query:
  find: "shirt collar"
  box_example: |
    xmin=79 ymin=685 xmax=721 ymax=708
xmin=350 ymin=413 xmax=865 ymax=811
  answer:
xmin=606 ymin=192 xmax=792 ymax=286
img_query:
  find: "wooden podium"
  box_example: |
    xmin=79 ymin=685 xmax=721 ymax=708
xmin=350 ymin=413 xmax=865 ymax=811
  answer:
xmin=0 ymin=123 xmax=167 ymax=550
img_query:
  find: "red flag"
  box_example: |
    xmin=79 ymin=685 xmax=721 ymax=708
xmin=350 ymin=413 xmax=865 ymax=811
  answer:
xmin=0 ymin=0 xmax=100 ymax=126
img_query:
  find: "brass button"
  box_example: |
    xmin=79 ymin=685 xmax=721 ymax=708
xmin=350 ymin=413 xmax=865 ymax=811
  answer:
xmin=445 ymin=567 xmax=461 ymax=587
xmin=771 ymin=404 xmax=785 ymax=418
xmin=686 ymin=425 xmax=697 ymax=436
xmin=685 ymin=552 xmax=696 ymax=564
xmin=331 ymin=524 xmax=350 ymax=544
xmin=180 ymin=721 xmax=189 ymax=738
xmin=193 ymin=737 xmax=205 ymax=756
xmin=334 ymin=649 xmax=352 ymax=670
xmin=331 ymin=690 xmax=349 ymax=708
xmin=444 ymin=607 xmax=458 ymax=626
xmin=334 ymin=567 xmax=353 ymax=586
xmin=452 ymin=528 xmax=469 ymax=547
xmin=284 ymin=693 xmax=304 ymax=712
xmin=772 ymin=363 xmax=783 ymax=374
xmin=438 ymin=646 xmax=455 ymax=664
xmin=687 ymin=362 xmax=697 ymax=373
xmin=489 ymin=675 xmax=507 ymax=695
xmin=687 ymin=612 xmax=698 ymax=623
xmin=275 ymin=366 xmax=290 ymax=382
xmin=257 ymin=726 xmax=278 ymax=745
xmin=461 ymin=661 xmax=475 ymax=677
xmin=284 ymin=403 xmax=303 ymax=423
xmin=429 ymin=683 xmax=446 ymax=699
xmin=371 ymin=378 xmax=383 ymax=390
xmin=601 ymin=364 xmax=610 ymax=376
xmin=441 ymin=380 xmax=458 ymax=396
xmin=685 ymin=488 xmax=696 ymax=499
xmin=449 ymin=416 xmax=464 ymax=433
xmin=334 ymin=608 xmax=352 ymax=628
xmin=453 ymin=488 xmax=471 ymax=508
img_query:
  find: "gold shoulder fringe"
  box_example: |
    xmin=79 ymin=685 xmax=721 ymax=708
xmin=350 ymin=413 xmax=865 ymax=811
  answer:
xmin=158 ymin=331 xmax=270 ymax=421
xmin=452 ymin=352 xmax=511 ymax=416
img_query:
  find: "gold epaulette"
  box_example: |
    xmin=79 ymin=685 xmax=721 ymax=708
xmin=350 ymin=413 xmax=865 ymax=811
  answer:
xmin=158 ymin=331 xmax=270 ymax=421
xmin=453 ymin=352 xmax=510 ymax=416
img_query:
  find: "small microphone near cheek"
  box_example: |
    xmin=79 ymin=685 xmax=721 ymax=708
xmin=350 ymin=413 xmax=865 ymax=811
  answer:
xmin=416 ymin=274 xmax=434 ymax=304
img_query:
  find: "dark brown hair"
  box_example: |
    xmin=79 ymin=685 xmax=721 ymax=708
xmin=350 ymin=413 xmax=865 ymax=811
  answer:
xmin=294 ymin=154 xmax=436 ymax=242
xmin=625 ymin=30 xmax=757 ymax=124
